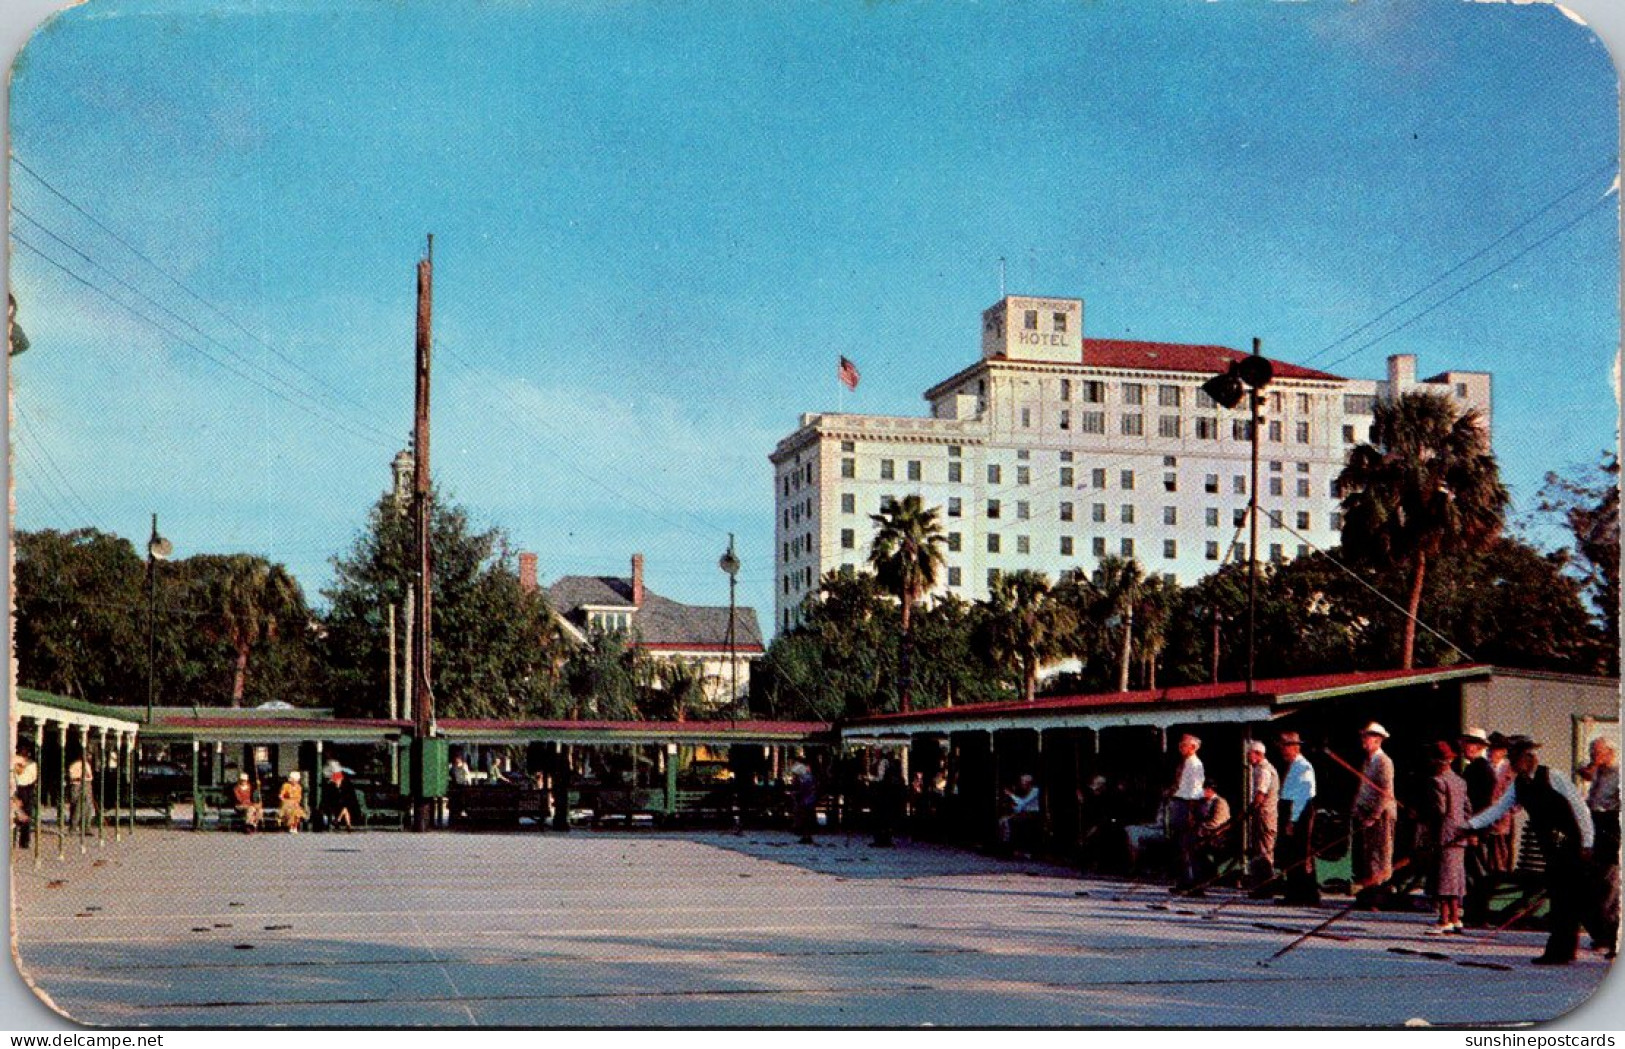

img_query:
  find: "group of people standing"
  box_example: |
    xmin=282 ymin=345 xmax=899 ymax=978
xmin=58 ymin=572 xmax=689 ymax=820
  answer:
xmin=1176 ymin=721 xmax=1619 ymax=966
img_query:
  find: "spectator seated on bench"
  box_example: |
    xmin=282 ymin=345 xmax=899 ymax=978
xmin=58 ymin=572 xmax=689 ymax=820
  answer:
xmin=998 ymin=774 xmax=1042 ymax=854
xmin=231 ymin=774 xmax=263 ymax=834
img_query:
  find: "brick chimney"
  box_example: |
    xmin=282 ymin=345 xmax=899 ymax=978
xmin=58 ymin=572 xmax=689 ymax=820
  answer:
xmin=631 ymin=553 xmax=645 ymax=606
xmin=518 ymin=552 xmax=538 ymax=593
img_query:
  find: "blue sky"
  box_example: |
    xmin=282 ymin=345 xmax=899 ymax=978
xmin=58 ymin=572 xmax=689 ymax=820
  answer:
xmin=7 ymin=0 xmax=1619 ymax=635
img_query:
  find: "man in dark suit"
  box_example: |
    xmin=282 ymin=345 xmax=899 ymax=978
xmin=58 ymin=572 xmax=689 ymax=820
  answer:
xmin=1458 ymin=727 xmax=1498 ymax=926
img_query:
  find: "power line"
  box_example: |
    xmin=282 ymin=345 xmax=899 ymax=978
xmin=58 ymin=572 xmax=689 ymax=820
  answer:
xmin=12 ymin=403 xmax=99 ymax=522
xmin=12 ymin=155 xmax=391 ymax=423
xmin=12 ymin=206 xmax=400 ymax=445
xmin=1300 ymin=158 xmax=1618 ymax=367
xmin=11 ymin=231 xmax=395 ymax=450
xmin=1319 ymin=191 xmax=1613 ymax=373
xmin=12 ymin=443 xmax=77 ymax=524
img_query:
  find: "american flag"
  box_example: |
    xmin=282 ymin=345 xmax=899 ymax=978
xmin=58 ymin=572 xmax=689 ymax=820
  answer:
xmin=838 ymin=355 xmax=860 ymax=391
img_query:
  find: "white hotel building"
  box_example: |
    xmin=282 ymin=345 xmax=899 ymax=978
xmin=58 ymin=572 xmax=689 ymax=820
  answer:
xmin=769 ymin=295 xmax=1491 ymax=634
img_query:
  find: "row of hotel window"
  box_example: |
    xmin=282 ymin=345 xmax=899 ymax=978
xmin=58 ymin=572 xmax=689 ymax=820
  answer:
xmin=1040 ymin=381 xmax=1378 ymax=417
xmin=845 ymin=460 xmax=1329 ymax=492
xmin=785 ymin=539 xmax=1313 ymax=595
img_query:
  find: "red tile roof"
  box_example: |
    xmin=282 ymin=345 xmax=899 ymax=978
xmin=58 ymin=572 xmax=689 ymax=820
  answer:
xmin=847 ymin=666 xmax=1491 ymax=725
xmin=1080 ymin=339 xmax=1345 ymax=382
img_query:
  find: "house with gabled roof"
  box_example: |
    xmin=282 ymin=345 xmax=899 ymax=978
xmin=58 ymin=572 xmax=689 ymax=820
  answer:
xmin=531 ymin=552 xmax=764 ymax=713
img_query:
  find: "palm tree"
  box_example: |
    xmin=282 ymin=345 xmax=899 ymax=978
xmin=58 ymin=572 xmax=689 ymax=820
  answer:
xmin=195 ymin=554 xmax=306 ymax=707
xmin=868 ymin=495 xmax=948 ymax=712
xmin=1336 ymin=391 xmax=1508 ymax=669
xmin=982 ymin=570 xmax=1077 ymax=702
xmin=1091 ymin=555 xmax=1146 ymax=692
xmin=1133 ymin=574 xmax=1178 ymax=690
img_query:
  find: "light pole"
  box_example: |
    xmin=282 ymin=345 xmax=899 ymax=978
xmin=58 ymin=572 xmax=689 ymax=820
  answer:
xmin=1199 ymin=341 xmax=1273 ymax=696
xmin=719 ymin=534 xmax=741 ymax=723
xmin=144 ymin=514 xmax=172 ymax=724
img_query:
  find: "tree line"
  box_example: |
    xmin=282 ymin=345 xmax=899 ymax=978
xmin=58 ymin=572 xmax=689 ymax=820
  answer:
xmin=14 ymin=392 xmax=1618 ymax=720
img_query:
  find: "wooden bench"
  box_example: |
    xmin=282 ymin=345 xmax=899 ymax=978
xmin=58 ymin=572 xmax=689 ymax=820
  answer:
xmin=355 ymin=788 xmax=408 ymax=829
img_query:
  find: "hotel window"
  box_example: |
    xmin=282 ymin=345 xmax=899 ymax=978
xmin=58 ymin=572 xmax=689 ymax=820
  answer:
xmin=1234 ymin=508 xmax=1247 ymax=527
xmin=841 ymin=459 xmax=855 ymax=479
xmin=1060 ymin=502 xmax=1075 ymax=522
xmin=1268 ymin=420 xmax=1283 ymax=442
xmin=1060 ymin=379 xmax=1072 ymax=400
xmin=1017 ymin=535 xmax=1031 ymax=555
xmin=1205 ymin=507 xmax=1219 ymax=527
xmin=840 ymin=529 xmax=854 ymax=550
xmin=1092 ymin=502 xmax=1107 ymax=523
xmin=1121 ymin=504 xmax=1136 ymax=524
xmin=1060 ymin=536 xmax=1074 ymax=556
xmin=1017 ymin=501 xmax=1031 ymax=520
xmin=949 ymin=444 xmax=961 ymax=457
xmin=1158 ymin=385 xmax=1181 ymax=407
xmin=1164 ymin=472 xmax=1178 ymax=493
xmin=1123 ymin=383 xmax=1144 ymax=406
xmin=880 ymin=459 xmax=895 ymax=480
xmin=907 ymin=460 xmax=922 ymax=481
xmin=1082 ymin=381 xmax=1105 ymax=403
xmin=1163 ymin=506 xmax=1178 ymax=526
xmin=947 ymin=497 xmax=962 ymax=518
xmin=988 ymin=533 xmax=1001 ymax=553
xmin=1054 ymin=311 xmax=1068 ymax=332
xmin=1344 ymin=394 xmax=1375 ymax=415
xmin=1060 ymin=450 xmax=1074 ymax=462
xmin=783 ymin=476 xmax=791 ymax=497
xmin=1296 ymin=479 xmax=1311 ymax=497
xmin=1121 ymin=470 xmax=1136 ymax=490
xmin=948 ymin=461 xmax=963 ymax=483
xmin=988 ymin=464 xmax=1002 ymax=484
xmin=1330 ymin=478 xmax=1340 ymax=497
xmin=1158 ymin=416 xmax=1181 ymax=438
xmin=988 ymin=499 xmax=1002 ymax=519
xmin=1164 ymin=539 xmax=1177 ymax=559
xmin=1206 ymin=541 xmax=1220 ymax=561
xmin=1233 ymin=542 xmax=1247 ymax=561
xmin=1332 ymin=511 xmax=1343 ymax=530
xmin=1092 ymin=468 xmax=1108 ymax=488
xmin=1270 ymin=392 xmax=1283 ymax=412
xmin=841 ymin=493 xmax=855 ymax=514
xmin=1093 ymin=537 xmax=1107 ymax=557
xmin=1343 ymin=425 xmax=1357 ymax=444
xmin=1298 ymin=545 xmax=1309 ymax=558
xmin=880 ymin=495 xmax=896 ymax=512
xmin=1164 ymin=456 xmax=1178 ymax=467
xmin=1017 ymin=449 xmax=1030 ymax=460
xmin=1296 ymin=393 xmax=1311 ymax=413
xmin=1295 ymin=421 xmax=1310 ymax=444
xmin=1122 ymin=413 xmax=1144 ymax=436
xmin=1269 ymin=477 xmax=1283 ymax=496
xmin=988 ymin=569 xmax=1002 ymax=589
xmin=1121 ymin=538 xmax=1135 ymax=557
xmin=1017 ymin=466 xmax=1031 ymax=485
xmin=1297 ymin=511 xmax=1311 ymax=529
xmin=1081 ymin=411 xmax=1106 ymax=434
xmin=1233 ymin=419 xmax=1253 ymax=441
xmin=1233 ymin=475 xmax=1246 ymax=495
xmin=1205 ymin=473 xmax=1219 ymax=493
xmin=1196 ymin=389 xmax=1216 ymax=410
xmin=948 ymin=566 xmax=962 ymax=587
xmin=1060 ymin=467 xmax=1075 ymax=487
xmin=1059 ymin=410 xmax=1071 ymax=431
xmin=841 ymin=440 xmax=855 ymax=452
xmin=1270 ymin=543 xmax=1284 ymax=563
xmin=1456 ymin=382 xmax=1468 ymax=398
xmin=948 ymin=532 xmax=962 ymax=552
xmin=1195 ymin=418 xmax=1218 ymax=440
xmin=1021 ymin=407 xmax=1033 ymax=428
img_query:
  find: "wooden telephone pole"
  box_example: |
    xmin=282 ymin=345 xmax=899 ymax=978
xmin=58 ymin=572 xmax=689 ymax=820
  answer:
xmin=411 ymin=235 xmax=436 ymax=831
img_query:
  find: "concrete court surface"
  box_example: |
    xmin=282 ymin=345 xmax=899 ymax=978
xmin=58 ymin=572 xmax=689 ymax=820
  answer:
xmin=10 ymin=827 xmax=1613 ymax=1028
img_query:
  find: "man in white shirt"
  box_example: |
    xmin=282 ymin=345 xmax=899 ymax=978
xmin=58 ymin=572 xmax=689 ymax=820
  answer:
xmin=1276 ymin=732 xmax=1319 ymax=905
xmin=1465 ymin=736 xmax=1597 ymax=965
xmin=1245 ymin=741 xmax=1280 ymax=897
xmin=1352 ymin=723 xmax=1397 ymax=907
xmin=999 ymin=774 xmax=1042 ymax=850
xmin=1169 ymin=734 xmax=1205 ymax=894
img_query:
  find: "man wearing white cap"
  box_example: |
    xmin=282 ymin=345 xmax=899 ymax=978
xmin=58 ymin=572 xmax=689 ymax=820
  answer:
xmin=1352 ymin=722 xmax=1397 ymax=905
xmin=1169 ymin=734 xmax=1205 ymax=894
xmin=1459 ymin=727 xmax=1497 ymax=926
xmin=1245 ymin=741 xmax=1279 ymax=896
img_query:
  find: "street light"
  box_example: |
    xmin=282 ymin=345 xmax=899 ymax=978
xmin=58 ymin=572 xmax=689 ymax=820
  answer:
xmin=1200 ymin=339 xmax=1273 ymax=696
xmin=719 ymin=534 xmax=741 ymax=723
xmin=145 ymin=513 xmax=173 ymax=724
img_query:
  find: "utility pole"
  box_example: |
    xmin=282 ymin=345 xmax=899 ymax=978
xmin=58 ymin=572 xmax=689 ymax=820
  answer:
xmin=411 ymin=235 xmax=436 ymax=831
xmin=386 ymin=601 xmax=397 ymax=720
xmin=402 ymin=585 xmax=415 ymax=721
xmin=719 ymin=535 xmax=741 ymax=724
xmin=1247 ymin=337 xmax=1262 ymax=697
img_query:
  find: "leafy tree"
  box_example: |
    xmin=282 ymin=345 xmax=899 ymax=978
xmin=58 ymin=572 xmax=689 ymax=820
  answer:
xmin=868 ymin=495 xmax=948 ymax=712
xmin=14 ymin=529 xmax=147 ymax=703
xmin=561 ymin=629 xmax=645 ymax=720
xmin=186 ymin=554 xmax=307 ymax=707
xmin=1538 ymin=453 xmax=1620 ymax=670
xmin=1089 ymin=555 xmax=1148 ymax=691
xmin=1132 ymin=573 xmax=1179 ymax=690
xmin=323 ymin=488 xmax=560 ymax=719
xmin=1336 ymin=391 xmax=1508 ymax=668
xmin=910 ymin=594 xmax=1007 ymax=708
xmin=979 ymin=570 xmax=1076 ymax=702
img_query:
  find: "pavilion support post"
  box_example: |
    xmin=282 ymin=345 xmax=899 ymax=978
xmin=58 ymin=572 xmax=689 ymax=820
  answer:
xmin=32 ymin=721 xmax=45 ymax=866
xmin=313 ymin=740 xmax=324 ymax=824
xmin=55 ymin=724 xmax=67 ymax=860
xmin=124 ymin=734 xmax=136 ymax=840
xmin=665 ymin=743 xmax=678 ymax=818
xmin=95 ymin=728 xmax=107 ymax=847
xmin=76 ymin=725 xmax=89 ymax=854
xmin=191 ymin=739 xmax=202 ymax=831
